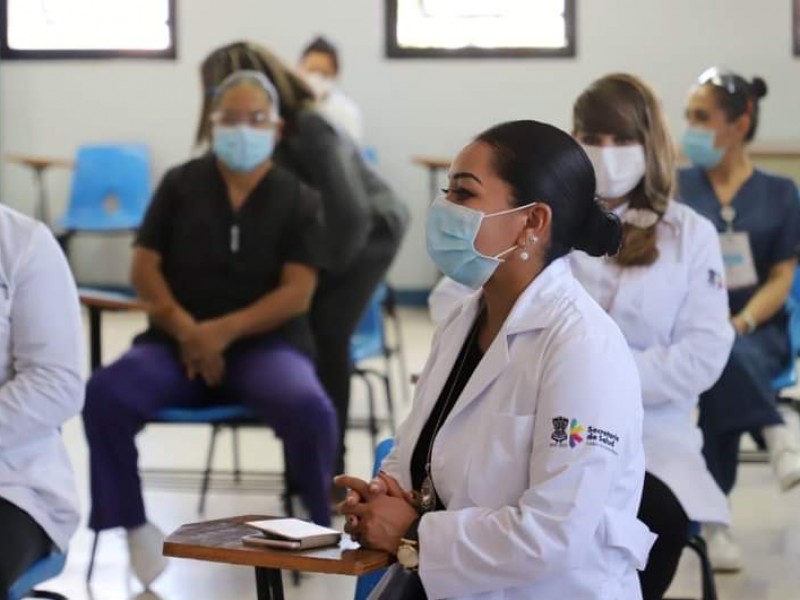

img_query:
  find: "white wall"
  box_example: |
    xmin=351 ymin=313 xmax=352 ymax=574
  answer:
xmin=1 ymin=0 xmax=799 ymax=289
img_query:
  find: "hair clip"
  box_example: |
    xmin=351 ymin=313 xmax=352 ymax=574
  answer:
xmin=622 ymin=208 xmax=659 ymax=229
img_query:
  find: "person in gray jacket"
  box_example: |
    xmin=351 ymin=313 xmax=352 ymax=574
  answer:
xmin=0 ymin=204 xmax=84 ymax=597
xmin=197 ymin=41 xmax=410 ymax=482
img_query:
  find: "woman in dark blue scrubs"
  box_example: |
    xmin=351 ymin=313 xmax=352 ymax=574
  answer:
xmin=678 ymin=67 xmax=800 ymax=572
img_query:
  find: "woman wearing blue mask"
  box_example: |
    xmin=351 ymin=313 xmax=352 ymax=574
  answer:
xmin=678 ymin=67 xmax=800 ymax=572
xmin=82 ymin=70 xmax=338 ymax=587
xmin=335 ymin=120 xmax=655 ymax=600
xmin=570 ymin=74 xmax=733 ymax=599
xmin=198 ymin=42 xmax=409 ymax=484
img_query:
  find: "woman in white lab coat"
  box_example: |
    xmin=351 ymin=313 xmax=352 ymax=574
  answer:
xmin=0 ymin=205 xmax=84 ymax=596
xmin=336 ymin=120 xmax=655 ymax=600
xmin=569 ymin=74 xmax=734 ymax=599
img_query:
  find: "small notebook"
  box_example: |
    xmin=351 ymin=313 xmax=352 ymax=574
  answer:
xmin=244 ymin=518 xmax=342 ymax=550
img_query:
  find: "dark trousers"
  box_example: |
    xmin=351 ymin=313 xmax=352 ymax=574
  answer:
xmin=83 ymin=339 xmax=338 ymax=528
xmin=638 ymin=473 xmax=689 ymax=600
xmin=699 ymin=323 xmax=787 ymax=494
xmin=0 ymin=497 xmax=53 ymax=600
xmin=311 ymin=230 xmax=400 ymax=476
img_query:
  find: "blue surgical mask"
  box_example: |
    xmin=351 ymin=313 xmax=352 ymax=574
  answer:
xmin=425 ymin=197 xmax=534 ymax=290
xmin=213 ymin=125 xmax=276 ymax=172
xmin=682 ymin=126 xmax=724 ymax=169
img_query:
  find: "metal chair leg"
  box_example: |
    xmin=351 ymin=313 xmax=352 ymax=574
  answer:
xmin=686 ymin=535 xmax=718 ymax=600
xmin=383 ymin=285 xmax=411 ymax=405
xmin=198 ymin=424 xmax=221 ymax=515
xmin=362 ymin=372 xmax=379 ymax=456
xmin=232 ymin=425 xmax=242 ymax=484
xmin=86 ymin=531 xmax=100 ymax=583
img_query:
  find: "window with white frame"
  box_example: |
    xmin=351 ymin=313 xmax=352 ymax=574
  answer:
xmin=386 ymin=0 xmax=575 ymax=58
xmin=0 ymin=0 xmax=176 ymax=59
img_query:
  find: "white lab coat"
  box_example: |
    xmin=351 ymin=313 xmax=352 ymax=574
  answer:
xmin=0 ymin=205 xmax=84 ymax=551
xmin=428 ymin=277 xmax=474 ymax=324
xmin=570 ymin=201 xmax=733 ymax=525
xmin=380 ymin=258 xmax=655 ymax=600
xmin=316 ymin=88 xmax=364 ymax=145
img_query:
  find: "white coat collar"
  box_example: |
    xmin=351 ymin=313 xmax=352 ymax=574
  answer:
xmin=438 ymin=258 xmax=574 ymax=423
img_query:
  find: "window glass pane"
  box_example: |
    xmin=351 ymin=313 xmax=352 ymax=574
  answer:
xmin=396 ymin=0 xmax=567 ymax=50
xmin=6 ymin=0 xmax=171 ymax=51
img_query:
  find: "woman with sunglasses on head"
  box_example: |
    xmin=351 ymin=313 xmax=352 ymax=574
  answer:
xmin=335 ymin=120 xmax=655 ymax=600
xmin=82 ymin=71 xmax=338 ymax=586
xmin=198 ymin=42 xmax=409 ymax=483
xmin=569 ymin=74 xmax=733 ymax=599
xmin=678 ymin=67 xmax=800 ymax=571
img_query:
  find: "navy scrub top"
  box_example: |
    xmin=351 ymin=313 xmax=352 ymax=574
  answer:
xmin=678 ymin=166 xmax=800 ymax=324
xmin=134 ymin=154 xmax=327 ymax=357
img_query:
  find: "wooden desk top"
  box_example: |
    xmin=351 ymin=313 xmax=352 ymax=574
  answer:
xmin=412 ymin=155 xmax=451 ymax=170
xmin=78 ymin=287 xmax=145 ymax=311
xmin=163 ymin=515 xmax=394 ymax=576
xmin=5 ymin=154 xmax=74 ymax=171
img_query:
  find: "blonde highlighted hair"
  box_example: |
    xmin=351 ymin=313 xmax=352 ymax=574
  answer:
xmin=195 ymin=41 xmax=315 ymax=148
xmin=573 ymin=73 xmax=676 ymax=267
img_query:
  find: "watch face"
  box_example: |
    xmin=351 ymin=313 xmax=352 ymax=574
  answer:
xmin=397 ymin=544 xmax=419 ymax=569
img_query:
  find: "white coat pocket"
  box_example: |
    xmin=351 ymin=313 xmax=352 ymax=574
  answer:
xmin=467 ymin=413 xmax=535 ymax=508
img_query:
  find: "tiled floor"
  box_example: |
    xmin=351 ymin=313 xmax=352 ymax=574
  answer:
xmin=38 ymin=307 xmax=800 ymax=599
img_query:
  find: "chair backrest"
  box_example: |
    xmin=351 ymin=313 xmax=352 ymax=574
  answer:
xmin=8 ymin=552 xmax=67 ymax=600
xmin=61 ymin=143 xmax=151 ymax=231
xmin=354 ymin=285 xmax=387 ymax=340
xmin=353 ymin=438 xmax=395 ymax=600
xmin=772 ymin=296 xmax=800 ymax=391
xmin=350 ymin=285 xmax=388 ymax=363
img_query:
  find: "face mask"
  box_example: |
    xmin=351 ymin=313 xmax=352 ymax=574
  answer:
xmin=682 ymin=126 xmax=724 ymax=169
xmin=426 ymin=197 xmax=535 ymax=290
xmin=303 ymin=71 xmax=335 ymax=99
xmin=213 ymin=125 xmax=276 ymax=172
xmin=581 ymin=144 xmax=646 ymax=199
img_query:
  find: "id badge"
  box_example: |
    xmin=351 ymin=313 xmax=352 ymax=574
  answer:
xmin=719 ymin=232 xmax=758 ymax=290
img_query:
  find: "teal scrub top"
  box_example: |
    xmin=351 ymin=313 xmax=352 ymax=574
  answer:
xmin=678 ymin=166 xmax=800 ymax=322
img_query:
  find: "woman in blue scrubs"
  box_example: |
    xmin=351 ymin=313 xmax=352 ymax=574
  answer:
xmin=679 ymin=67 xmax=800 ymax=572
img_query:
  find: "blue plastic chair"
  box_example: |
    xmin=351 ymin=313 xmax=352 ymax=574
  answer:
xmin=353 ymin=438 xmax=395 ymax=600
xmin=60 ymin=143 xmax=151 ymax=231
xmin=350 ymin=285 xmax=397 ymax=454
xmin=771 ymin=295 xmax=800 ymax=391
xmin=9 ymin=551 xmax=68 ymax=600
xmin=86 ymin=404 xmax=295 ymax=583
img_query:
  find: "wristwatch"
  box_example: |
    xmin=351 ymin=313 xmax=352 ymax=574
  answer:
xmin=397 ymin=538 xmax=419 ymax=571
xmin=741 ymin=311 xmax=757 ymax=334
xmin=397 ymin=518 xmax=420 ymax=571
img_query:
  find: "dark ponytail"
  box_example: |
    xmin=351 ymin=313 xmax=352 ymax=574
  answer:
xmin=475 ymin=120 xmax=622 ymax=260
xmin=575 ymin=203 xmax=623 ymax=257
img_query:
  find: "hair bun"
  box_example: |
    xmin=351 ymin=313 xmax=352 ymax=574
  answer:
xmin=574 ymin=203 xmax=623 ymax=257
xmin=750 ymin=77 xmax=768 ymax=99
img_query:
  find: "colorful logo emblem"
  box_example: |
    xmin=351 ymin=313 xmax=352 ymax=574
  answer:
xmin=551 ymin=416 xmax=569 ymax=445
xmin=569 ymin=419 xmax=586 ymax=448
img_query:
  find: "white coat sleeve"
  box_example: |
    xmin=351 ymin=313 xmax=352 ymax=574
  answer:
xmin=631 ymin=219 xmax=734 ymax=410
xmin=417 ymin=330 xmax=650 ymax=599
xmin=0 ymin=225 xmax=84 ymax=449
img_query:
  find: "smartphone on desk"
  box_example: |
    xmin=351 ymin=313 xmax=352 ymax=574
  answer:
xmin=242 ymin=518 xmax=341 ymax=551
xmin=242 ymin=533 xmax=303 ymax=550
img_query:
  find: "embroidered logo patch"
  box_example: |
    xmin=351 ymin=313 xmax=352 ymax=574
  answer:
xmin=708 ymin=269 xmax=724 ymax=289
xmin=551 ymin=416 xmax=568 ymax=445
xmin=550 ymin=415 xmax=619 ymax=454
xmin=569 ymin=419 xmax=585 ymax=448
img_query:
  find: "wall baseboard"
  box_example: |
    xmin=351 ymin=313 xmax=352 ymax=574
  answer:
xmin=393 ymin=289 xmax=431 ymax=307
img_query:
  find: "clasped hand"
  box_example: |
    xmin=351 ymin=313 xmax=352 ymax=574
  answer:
xmin=334 ymin=472 xmax=419 ymax=554
xmin=178 ymin=320 xmax=231 ymax=386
